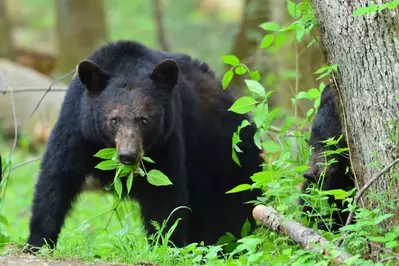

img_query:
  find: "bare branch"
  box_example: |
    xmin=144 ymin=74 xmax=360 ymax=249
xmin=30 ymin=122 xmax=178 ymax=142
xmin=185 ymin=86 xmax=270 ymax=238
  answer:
xmin=9 ymin=157 xmax=42 ymax=172
xmin=2 ymin=88 xmax=67 ymax=94
xmin=253 ymin=205 xmax=352 ymax=264
xmin=29 ymin=68 xmax=75 ymax=118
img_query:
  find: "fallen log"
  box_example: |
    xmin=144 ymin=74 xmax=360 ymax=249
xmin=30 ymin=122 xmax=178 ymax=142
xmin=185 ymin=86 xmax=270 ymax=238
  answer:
xmin=253 ymin=205 xmax=352 ymax=264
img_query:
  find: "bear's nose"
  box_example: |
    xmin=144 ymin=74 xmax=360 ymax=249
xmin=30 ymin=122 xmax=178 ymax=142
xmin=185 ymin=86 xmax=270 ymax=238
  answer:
xmin=118 ymin=148 xmax=137 ymax=165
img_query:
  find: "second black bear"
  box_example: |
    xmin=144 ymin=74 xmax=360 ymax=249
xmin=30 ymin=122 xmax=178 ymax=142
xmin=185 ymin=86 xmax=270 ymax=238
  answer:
xmin=299 ymin=85 xmax=354 ymax=232
xmin=25 ymin=40 xmax=262 ymax=252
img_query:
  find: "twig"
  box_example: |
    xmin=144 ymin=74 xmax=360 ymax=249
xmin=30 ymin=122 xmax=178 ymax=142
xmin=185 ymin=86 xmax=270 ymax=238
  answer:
xmin=0 ymin=85 xmax=18 ymax=213
xmin=2 ymin=88 xmax=67 ymax=93
xmin=29 ymin=68 xmax=75 ymax=118
xmin=337 ymin=158 xmax=399 ymax=247
xmin=0 ymin=155 xmax=2 ymax=183
xmin=8 ymin=156 xmax=42 ymax=172
xmin=253 ymin=205 xmax=352 ymax=264
xmin=269 ymin=125 xmax=298 ymax=138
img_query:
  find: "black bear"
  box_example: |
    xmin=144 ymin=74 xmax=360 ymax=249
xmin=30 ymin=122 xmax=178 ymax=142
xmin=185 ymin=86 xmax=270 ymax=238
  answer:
xmin=25 ymin=40 xmax=262 ymax=252
xmin=299 ymin=85 xmax=354 ymax=232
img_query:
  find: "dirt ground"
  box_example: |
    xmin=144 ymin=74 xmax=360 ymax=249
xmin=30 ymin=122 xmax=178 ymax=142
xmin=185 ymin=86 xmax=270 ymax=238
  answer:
xmin=0 ymin=255 xmax=158 ymax=266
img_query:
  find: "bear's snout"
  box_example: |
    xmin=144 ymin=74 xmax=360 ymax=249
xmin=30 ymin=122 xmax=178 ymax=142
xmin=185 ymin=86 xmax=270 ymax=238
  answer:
xmin=118 ymin=148 xmax=137 ymax=165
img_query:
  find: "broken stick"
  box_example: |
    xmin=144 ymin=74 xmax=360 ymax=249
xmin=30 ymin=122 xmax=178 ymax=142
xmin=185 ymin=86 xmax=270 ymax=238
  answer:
xmin=253 ymin=205 xmax=352 ymax=264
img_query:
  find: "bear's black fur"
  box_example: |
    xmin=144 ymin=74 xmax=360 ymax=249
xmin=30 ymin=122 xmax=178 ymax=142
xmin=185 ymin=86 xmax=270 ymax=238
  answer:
xmin=25 ymin=40 xmax=262 ymax=252
xmin=299 ymin=85 xmax=354 ymax=232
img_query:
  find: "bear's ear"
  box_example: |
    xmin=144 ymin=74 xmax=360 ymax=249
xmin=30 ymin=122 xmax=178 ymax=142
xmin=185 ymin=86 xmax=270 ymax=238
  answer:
xmin=150 ymin=59 xmax=179 ymax=89
xmin=78 ymin=60 xmax=110 ymax=93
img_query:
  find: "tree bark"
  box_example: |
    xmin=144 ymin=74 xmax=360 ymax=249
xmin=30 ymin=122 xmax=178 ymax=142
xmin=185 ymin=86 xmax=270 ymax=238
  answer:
xmin=55 ymin=0 xmax=109 ymax=76
xmin=0 ymin=0 xmax=15 ymax=60
xmin=152 ymin=0 xmax=170 ymax=51
xmin=311 ymin=0 xmax=399 ymax=221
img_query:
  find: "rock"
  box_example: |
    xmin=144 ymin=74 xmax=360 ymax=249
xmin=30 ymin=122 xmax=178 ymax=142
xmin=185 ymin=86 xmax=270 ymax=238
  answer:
xmin=0 ymin=59 xmax=66 ymax=144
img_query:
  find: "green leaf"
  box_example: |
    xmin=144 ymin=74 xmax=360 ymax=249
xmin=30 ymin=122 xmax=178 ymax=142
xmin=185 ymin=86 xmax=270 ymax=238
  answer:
xmin=253 ymin=102 xmax=268 ymax=128
xmin=287 ymin=0 xmax=300 ymax=18
xmin=93 ymin=148 xmax=117 ymax=159
xmin=249 ymin=71 xmax=261 ymax=81
xmin=368 ymin=236 xmax=386 ymax=242
xmin=321 ymin=189 xmax=348 ymax=200
xmin=274 ymin=31 xmax=286 ymax=50
xmin=296 ymin=91 xmax=310 ymax=100
xmin=353 ymin=5 xmax=379 ymax=16
xmin=240 ymin=219 xmax=252 ymax=238
xmin=228 ymin=96 xmax=257 ymax=114
xmin=126 ymin=172 xmax=134 ymax=194
xmin=0 ymin=214 xmax=8 ymax=226
xmin=142 ymin=157 xmax=155 ymax=164
xmin=222 ymin=55 xmax=240 ymax=66
xmin=245 ymin=80 xmax=265 ymax=97
xmin=95 ymin=160 xmax=119 ymax=170
xmin=114 ymin=177 xmax=123 ymax=198
xmin=262 ymin=140 xmax=280 ymax=153
xmin=146 ymin=169 xmax=173 ymax=186
xmin=118 ymin=164 xmax=135 ymax=177
xmin=250 ymin=171 xmax=273 ymax=184
xmin=306 ymin=108 xmax=314 ymax=118
xmin=260 ymin=34 xmax=275 ymax=48
xmin=295 ymin=165 xmax=310 ymax=172
xmin=232 ymin=149 xmax=241 ymax=167
xmin=239 ymin=119 xmax=251 ymax=129
xmin=222 ymin=70 xmax=234 ymax=90
xmin=259 ymin=22 xmax=280 ymax=31
xmin=386 ymin=241 xmax=399 ymax=249
xmin=253 ymin=131 xmax=262 ymax=150
xmin=235 ymin=65 xmax=247 ymax=75
xmin=226 ymin=184 xmax=252 ymax=194
xmin=308 ymin=88 xmax=321 ymax=99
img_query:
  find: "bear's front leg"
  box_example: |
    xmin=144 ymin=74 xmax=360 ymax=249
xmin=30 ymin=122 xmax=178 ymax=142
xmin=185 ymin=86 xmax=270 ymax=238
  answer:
xmin=135 ymin=181 xmax=190 ymax=248
xmin=132 ymin=134 xmax=190 ymax=248
xmin=25 ymin=130 xmax=90 ymax=254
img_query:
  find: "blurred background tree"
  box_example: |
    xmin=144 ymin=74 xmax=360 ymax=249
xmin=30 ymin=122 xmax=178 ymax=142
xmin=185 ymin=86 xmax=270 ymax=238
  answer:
xmin=0 ymin=0 xmax=15 ymax=60
xmin=55 ymin=0 xmax=109 ymax=76
xmin=1 ymin=0 xmax=325 ymax=135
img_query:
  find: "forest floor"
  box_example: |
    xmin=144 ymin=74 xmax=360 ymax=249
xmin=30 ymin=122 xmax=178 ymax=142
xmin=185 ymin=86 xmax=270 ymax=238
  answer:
xmin=0 ymin=255 xmax=158 ymax=266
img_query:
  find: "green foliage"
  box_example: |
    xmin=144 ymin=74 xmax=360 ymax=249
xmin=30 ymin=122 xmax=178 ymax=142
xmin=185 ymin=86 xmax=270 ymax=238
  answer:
xmin=353 ymin=0 xmax=399 ymax=16
xmin=2 ymin=0 xmax=399 ymax=264
xmin=93 ymin=148 xmax=173 ymax=199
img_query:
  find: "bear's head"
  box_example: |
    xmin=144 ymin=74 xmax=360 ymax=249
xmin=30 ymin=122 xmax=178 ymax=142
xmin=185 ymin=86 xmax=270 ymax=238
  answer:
xmin=77 ymin=58 xmax=179 ymax=165
xmin=303 ymin=86 xmax=350 ymax=189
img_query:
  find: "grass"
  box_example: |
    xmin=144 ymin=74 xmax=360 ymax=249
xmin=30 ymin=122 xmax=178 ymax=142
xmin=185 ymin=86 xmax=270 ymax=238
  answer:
xmin=0 ymin=137 xmax=171 ymax=264
xmin=1 ymin=136 xmax=259 ymax=265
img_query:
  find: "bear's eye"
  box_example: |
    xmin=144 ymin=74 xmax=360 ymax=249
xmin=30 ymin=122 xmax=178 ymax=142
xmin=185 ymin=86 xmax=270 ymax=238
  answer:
xmin=111 ymin=118 xmax=119 ymax=125
xmin=141 ymin=117 xmax=148 ymax=125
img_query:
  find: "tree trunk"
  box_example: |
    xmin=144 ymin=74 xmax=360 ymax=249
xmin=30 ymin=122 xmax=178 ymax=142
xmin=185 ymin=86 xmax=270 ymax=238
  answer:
xmin=229 ymin=0 xmax=269 ymax=95
xmin=55 ymin=0 xmax=109 ymax=76
xmin=311 ymin=0 xmax=399 ymax=222
xmin=0 ymin=0 xmax=15 ymax=60
xmin=152 ymin=0 xmax=169 ymax=51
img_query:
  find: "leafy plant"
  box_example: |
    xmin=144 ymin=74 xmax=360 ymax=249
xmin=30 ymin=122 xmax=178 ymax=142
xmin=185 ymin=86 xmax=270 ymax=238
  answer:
xmin=93 ymin=148 xmax=173 ymax=199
